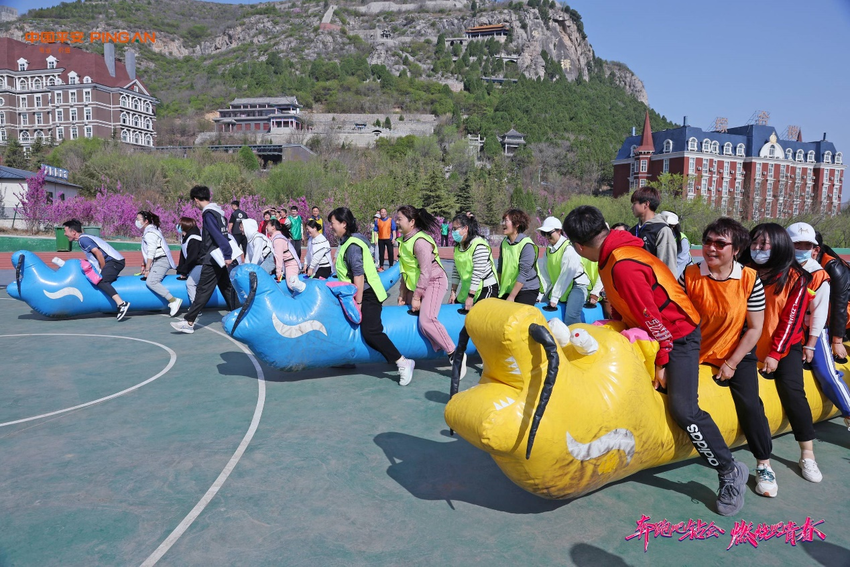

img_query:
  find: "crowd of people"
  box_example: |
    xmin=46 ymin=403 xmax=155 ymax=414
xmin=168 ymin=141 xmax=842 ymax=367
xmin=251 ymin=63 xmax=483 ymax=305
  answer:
xmin=62 ymin=184 xmax=850 ymax=517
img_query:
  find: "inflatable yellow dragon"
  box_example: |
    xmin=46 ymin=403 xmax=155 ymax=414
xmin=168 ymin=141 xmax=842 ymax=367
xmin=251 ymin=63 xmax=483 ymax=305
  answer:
xmin=445 ymin=299 xmax=844 ymax=499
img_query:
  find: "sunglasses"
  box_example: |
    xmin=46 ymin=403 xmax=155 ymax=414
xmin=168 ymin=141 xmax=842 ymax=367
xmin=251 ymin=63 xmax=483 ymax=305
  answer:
xmin=702 ymin=238 xmax=732 ymax=250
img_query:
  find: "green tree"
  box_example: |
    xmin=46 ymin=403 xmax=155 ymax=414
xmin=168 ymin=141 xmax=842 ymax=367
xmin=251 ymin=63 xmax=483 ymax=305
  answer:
xmin=238 ymin=145 xmax=260 ymax=171
xmin=456 ymin=173 xmax=474 ymax=214
xmin=383 ymin=116 xmax=392 ymax=130
xmin=3 ymin=137 xmax=28 ymax=170
xmin=28 ymin=136 xmax=48 ymax=169
xmin=647 ymin=172 xmax=686 ymax=198
xmin=421 ymin=167 xmax=456 ymax=219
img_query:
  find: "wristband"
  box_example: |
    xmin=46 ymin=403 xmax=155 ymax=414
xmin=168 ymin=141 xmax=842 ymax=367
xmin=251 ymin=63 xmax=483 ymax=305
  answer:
xmin=802 ymin=346 xmax=816 ymax=351
xmin=723 ymin=360 xmax=737 ymax=371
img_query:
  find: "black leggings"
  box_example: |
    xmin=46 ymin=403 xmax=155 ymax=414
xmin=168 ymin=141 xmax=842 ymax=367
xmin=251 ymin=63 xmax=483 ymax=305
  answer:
xmin=97 ymin=259 xmax=125 ymax=299
xmin=312 ymin=266 xmax=331 ymax=279
xmin=667 ymin=326 xmax=734 ymax=472
xmin=502 ymin=288 xmax=538 ymax=306
xmin=725 ymin=350 xmax=773 ymax=461
xmin=361 ymin=287 xmax=401 ymax=364
xmin=772 ymin=342 xmax=816 ymax=442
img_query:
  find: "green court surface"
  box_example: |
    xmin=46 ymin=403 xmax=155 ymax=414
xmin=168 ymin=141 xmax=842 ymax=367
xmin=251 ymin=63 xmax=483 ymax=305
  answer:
xmin=1 ymin=286 xmax=849 ymax=567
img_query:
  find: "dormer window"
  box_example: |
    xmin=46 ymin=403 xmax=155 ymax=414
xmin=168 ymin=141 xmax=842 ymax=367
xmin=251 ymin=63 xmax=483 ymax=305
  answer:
xmin=68 ymin=71 xmax=78 ymax=85
xmin=824 ymin=151 xmax=832 ymax=164
xmin=17 ymin=58 xmax=28 ymax=71
xmin=629 ymin=145 xmax=636 ymax=157
xmin=663 ymin=139 xmax=673 ymax=153
xmin=711 ymin=141 xmax=719 ymax=154
xmin=796 ymin=149 xmax=804 ymax=162
xmin=702 ymin=139 xmax=711 ymax=153
xmin=688 ymin=137 xmax=698 ymax=151
xmin=736 ymin=143 xmax=745 ymax=156
xmin=785 ymin=148 xmax=793 ymax=160
xmin=46 ymin=56 xmax=57 ymax=69
xmin=83 ymin=76 xmax=92 ymax=84
xmin=807 ymin=150 xmax=815 ymax=163
xmin=723 ymin=142 xmax=732 ymax=155
xmin=837 ymin=152 xmax=843 ymax=165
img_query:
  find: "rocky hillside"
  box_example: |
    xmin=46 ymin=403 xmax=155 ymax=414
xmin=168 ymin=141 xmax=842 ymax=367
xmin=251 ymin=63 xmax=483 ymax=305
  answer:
xmin=2 ymin=0 xmax=648 ymax=106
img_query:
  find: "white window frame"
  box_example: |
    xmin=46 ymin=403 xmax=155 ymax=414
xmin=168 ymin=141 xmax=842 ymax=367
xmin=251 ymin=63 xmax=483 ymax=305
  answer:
xmin=688 ymin=159 xmax=695 ymax=174
xmin=824 ymin=151 xmax=832 ymax=164
xmin=84 ymin=125 xmax=92 ymax=138
xmin=55 ymin=92 xmax=62 ymax=104
xmin=69 ymin=91 xmax=77 ymax=104
xmin=807 ymin=151 xmax=815 ymax=163
xmin=723 ymin=142 xmax=732 ymax=155
xmin=84 ymin=107 xmax=92 ymax=121
xmin=796 ymin=149 xmax=804 ymax=162
xmin=663 ymin=159 xmax=669 ymax=173
xmin=688 ymin=137 xmax=698 ymax=151
xmin=702 ymin=139 xmax=711 ymax=153
xmin=34 ymin=112 xmax=43 ymax=125
xmin=663 ymin=139 xmax=673 ymax=153
xmin=56 ymin=109 xmax=63 ymax=122
xmin=21 ymin=113 xmax=28 ymax=125
xmin=83 ymin=89 xmax=92 ymax=103
xmin=56 ymin=127 xmax=64 ymax=140
xmin=70 ymin=126 xmax=78 ymax=140
xmin=711 ymin=141 xmax=719 ymax=154
xmin=640 ymin=159 xmax=647 ymax=173
xmin=69 ymin=108 xmax=78 ymax=121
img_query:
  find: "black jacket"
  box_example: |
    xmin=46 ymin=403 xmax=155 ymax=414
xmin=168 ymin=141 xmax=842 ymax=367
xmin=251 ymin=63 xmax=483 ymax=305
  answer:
xmin=822 ymin=254 xmax=850 ymax=338
xmin=177 ymin=228 xmax=202 ymax=276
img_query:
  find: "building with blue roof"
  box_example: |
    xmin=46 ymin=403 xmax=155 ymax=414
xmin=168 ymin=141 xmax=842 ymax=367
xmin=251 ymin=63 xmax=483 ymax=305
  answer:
xmin=613 ymin=113 xmax=844 ymax=219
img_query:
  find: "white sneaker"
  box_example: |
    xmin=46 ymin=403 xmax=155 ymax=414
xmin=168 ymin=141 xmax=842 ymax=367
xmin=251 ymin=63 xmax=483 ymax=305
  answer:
xmin=448 ymin=351 xmax=467 ymax=380
xmin=116 ymin=301 xmax=130 ymax=321
xmin=170 ymin=320 xmax=195 ymax=334
xmin=398 ymin=358 xmax=415 ymax=386
xmin=799 ymin=458 xmax=822 ymax=483
xmin=755 ymin=465 xmax=778 ymax=497
xmin=169 ymin=297 xmax=183 ymax=317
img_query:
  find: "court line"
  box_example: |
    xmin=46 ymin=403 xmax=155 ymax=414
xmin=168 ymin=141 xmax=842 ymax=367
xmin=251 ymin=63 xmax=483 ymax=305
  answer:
xmin=0 ymin=334 xmax=177 ymax=428
xmin=140 ymin=325 xmax=266 ymax=567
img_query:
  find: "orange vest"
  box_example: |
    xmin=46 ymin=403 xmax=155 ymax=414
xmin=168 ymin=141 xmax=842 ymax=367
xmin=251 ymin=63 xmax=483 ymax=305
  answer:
xmin=682 ymin=263 xmax=757 ymax=367
xmin=377 ymin=218 xmax=393 ymax=239
xmin=757 ymin=270 xmax=809 ymax=361
xmin=600 ymin=245 xmax=701 ymax=332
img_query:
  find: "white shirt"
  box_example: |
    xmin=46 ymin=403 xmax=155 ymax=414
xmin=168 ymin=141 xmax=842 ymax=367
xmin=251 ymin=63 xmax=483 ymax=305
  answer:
xmin=802 ymin=257 xmax=831 ymax=339
xmin=539 ymin=235 xmax=590 ymax=304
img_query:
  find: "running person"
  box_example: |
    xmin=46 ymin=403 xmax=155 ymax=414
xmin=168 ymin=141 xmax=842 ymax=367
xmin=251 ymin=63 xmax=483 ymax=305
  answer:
xmin=136 ymin=210 xmax=181 ymax=316
xmin=175 ymin=217 xmax=203 ymax=304
xmin=328 ymin=207 xmax=415 ymax=385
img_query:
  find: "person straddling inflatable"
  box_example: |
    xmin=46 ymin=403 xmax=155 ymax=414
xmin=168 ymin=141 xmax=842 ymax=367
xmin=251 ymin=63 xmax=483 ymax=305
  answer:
xmin=171 ymin=185 xmax=236 ymax=334
xmin=305 ymin=219 xmax=332 ymax=278
xmin=563 ymin=205 xmax=748 ymax=516
xmin=498 ymin=208 xmax=541 ymax=306
xmin=536 ymin=216 xmax=593 ymax=325
xmin=814 ymin=231 xmax=850 ymax=361
xmin=328 ymin=207 xmax=415 ymax=385
xmin=744 ymin=223 xmax=821 ymax=483
xmin=136 ymin=210 xmax=181 ymax=316
xmin=175 ymin=217 xmax=203 ymax=304
xmin=449 ymin=212 xmax=498 ymax=312
xmin=242 ymin=218 xmax=275 ymax=275
xmin=396 ymin=205 xmax=463 ymax=374
xmin=62 ymin=219 xmax=131 ymax=321
xmin=680 ymin=217 xmax=776 ymax=497
xmin=267 ymin=219 xmax=305 ymax=294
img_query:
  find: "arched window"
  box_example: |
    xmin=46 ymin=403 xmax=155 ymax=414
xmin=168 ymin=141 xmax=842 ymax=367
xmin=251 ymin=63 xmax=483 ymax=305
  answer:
xmin=736 ymin=143 xmax=745 ymax=156
xmin=121 ymin=130 xmax=129 ymax=142
xmin=723 ymin=142 xmax=732 ymax=155
xmin=807 ymin=150 xmax=815 ymax=163
xmin=688 ymin=137 xmax=698 ymax=151
xmin=796 ymin=149 xmax=804 ymax=162
xmin=34 ymin=129 xmax=44 ymax=140
xmin=134 ymin=132 xmax=141 ymax=144
xmin=133 ymin=99 xmax=140 ymax=110
xmin=145 ymin=102 xmax=152 ymax=113
xmin=17 ymin=78 xmax=27 ymax=90
xmin=120 ymin=95 xmax=128 ymax=107
xmin=120 ymin=112 xmax=128 ymax=125
xmin=145 ymin=117 xmax=152 ymax=129
xmin=785 ymin=148 xmax=793 ymax=160
xmin=31 ymin=78 xmax=42 ymax=89
xmin=19 ymin=131 xmax=30 ymax=142
xmin=83 ymin=76 xmax=91 ymax=84
xmin=711 ymin=141 xmax=719 ymax=154
xmin=629 ymin=145 xmax=636 ymax=157
xmin=824 ymin=151 xmax=832 ymax=164
xmin=769 ymin=146 xmax=776 ymax=158
xmin=663 ymin=139 xmax=673 ymax=153
xmin=836 ymin=152 xmax=843 ymax=165
xmin=145 ymin=133 xmax=153 ymax=146
xmin=47 ymin=77 xmax=56 ymax=86
xmin=702 ymin=139 xmax=711 ymax=153
xmin=133 ymin=116 xmax=140 ymax=127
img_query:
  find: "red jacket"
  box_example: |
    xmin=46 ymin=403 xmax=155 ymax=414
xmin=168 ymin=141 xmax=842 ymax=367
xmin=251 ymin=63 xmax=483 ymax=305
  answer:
xmin=599 ymin=229 xmax=699 ymax=366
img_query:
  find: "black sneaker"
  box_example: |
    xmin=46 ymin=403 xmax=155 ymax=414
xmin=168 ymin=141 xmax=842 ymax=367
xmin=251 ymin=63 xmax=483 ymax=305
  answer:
xmin=449 ymin=351 xmax=468 ymax=380
xmin=716 ymin=461 xmax=748 ymax=516
xmin=116 ymin=301 xmax=130 ymax=321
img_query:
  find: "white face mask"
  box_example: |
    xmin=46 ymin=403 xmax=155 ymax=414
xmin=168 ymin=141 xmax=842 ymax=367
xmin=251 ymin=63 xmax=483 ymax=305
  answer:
xmin=795 ymin=250 xmax=812 ymax=264
xmin=135 ymin=220 xmax=144 ymax=230
xmin=751 ymin=249 xmax=771 ymax=265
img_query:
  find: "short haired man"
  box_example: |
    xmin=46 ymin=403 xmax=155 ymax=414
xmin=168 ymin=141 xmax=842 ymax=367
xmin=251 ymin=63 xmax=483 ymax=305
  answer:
xmin=630 ymin=187 xmax=678 ymax=275
xmin=563 ymin=205 xmax=748 ymax=516
xmin=287 ymin=206 xmax=303 ymax=261
xmin=375 ymin=208 xmax=396 ymax=271
xmin=171 ymin=186 xmax=236 ymax=333
xmin=228 ymin=200 xmax=247 ymax=260
xmin=63 ymin=219 xmax=130 ymax=320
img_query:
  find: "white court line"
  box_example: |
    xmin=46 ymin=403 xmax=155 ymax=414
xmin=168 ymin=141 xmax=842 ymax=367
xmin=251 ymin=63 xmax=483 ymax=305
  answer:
xmin=140 ymin=325 xmax=266 ymax=567
xmin=0 ymin=334 xmax=177 ymax=428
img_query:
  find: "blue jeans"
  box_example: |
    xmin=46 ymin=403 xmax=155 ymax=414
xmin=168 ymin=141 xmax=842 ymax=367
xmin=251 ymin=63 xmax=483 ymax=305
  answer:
xmin=563 ymin=284 xmax=587 ymax=325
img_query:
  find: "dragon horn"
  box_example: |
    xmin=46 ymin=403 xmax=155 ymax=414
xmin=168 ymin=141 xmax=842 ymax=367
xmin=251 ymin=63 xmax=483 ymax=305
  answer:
xmin=526 ymin=323 xmax=560 ymax=460
xmin=448 ymin=326 xmax=471 ymax=437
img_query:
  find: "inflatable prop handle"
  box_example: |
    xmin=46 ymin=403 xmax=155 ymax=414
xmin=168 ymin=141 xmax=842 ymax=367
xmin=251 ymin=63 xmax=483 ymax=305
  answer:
xmin=570 ymin=328 xmax=599 ymax=355
xmin=547 ymin=319 xmax=571 ymax=347
xmin=449 ymin=325 xmax=472 ymax=437
xmin=52 ymin=257 xmax=66 ymax=267
xmin=526 ymin=323 xmax=560 ymax=460
xmin=15 ymin=253 xmax=24 ymax=297
xmin=229 ymin=271 xmax=258 ymax=337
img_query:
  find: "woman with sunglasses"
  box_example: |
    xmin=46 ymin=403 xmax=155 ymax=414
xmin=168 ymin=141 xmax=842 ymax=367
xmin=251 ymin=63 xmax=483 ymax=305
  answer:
xmin=680 ymin=218 xmax=775 ymax=497
xmin=743 ymin=223 xmax=820 ymax=484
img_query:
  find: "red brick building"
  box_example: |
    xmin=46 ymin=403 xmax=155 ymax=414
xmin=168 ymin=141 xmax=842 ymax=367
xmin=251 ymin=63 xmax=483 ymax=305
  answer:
xmin=613 ymin=112 xmax=844 ymax=219
xmin=0 ymin=38 xmax=156 ymax=149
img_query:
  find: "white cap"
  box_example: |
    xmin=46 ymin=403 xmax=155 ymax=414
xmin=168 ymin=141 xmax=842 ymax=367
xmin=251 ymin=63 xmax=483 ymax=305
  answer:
xmin=374 ymin=213 xmax=381 ymax=218
xmin=658 ymin=211 xmax=679 ymax=226
xmin=537 ymin=216 xmax=562 ymax=233
xmin=787 ymin=222 xmax=818 ymax=245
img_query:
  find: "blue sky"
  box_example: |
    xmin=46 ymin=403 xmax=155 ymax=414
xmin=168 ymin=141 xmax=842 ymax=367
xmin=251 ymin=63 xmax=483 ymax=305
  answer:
xmin=6 ymin=0 xmax=850 ymax=196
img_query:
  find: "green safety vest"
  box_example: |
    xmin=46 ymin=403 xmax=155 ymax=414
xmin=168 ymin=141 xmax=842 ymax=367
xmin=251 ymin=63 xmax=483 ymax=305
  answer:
xmin=499 ymin=236 xmax=541 ymax=296
xmin=453 ymin=236 xmax=497 ymax=301
xmin=545 ymin=239 xmax=600 ymax=302
xmin=399 ymin=231 xmax=444 ymax=291
xmin=336 ymin=235 xmax=387 ymax=302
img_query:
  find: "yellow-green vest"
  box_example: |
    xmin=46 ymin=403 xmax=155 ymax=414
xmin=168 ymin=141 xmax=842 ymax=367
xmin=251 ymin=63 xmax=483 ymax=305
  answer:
xmin=453 ymin=236 xmax=497 ymax=301
xmin=499 ymin=236 xmax=541 ymax=296
xmin=336 ymin=235 xmax=387 ymax=302
xmin=399 ymin=231 xmax=444 ymax=290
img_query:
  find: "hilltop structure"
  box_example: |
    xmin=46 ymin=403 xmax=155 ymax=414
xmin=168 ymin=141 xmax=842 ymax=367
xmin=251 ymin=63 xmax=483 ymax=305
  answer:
xmin=613 ymin=112 xmax=845 ymax=219
xmin=0 ymin=37 xmax=156 ymax=150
